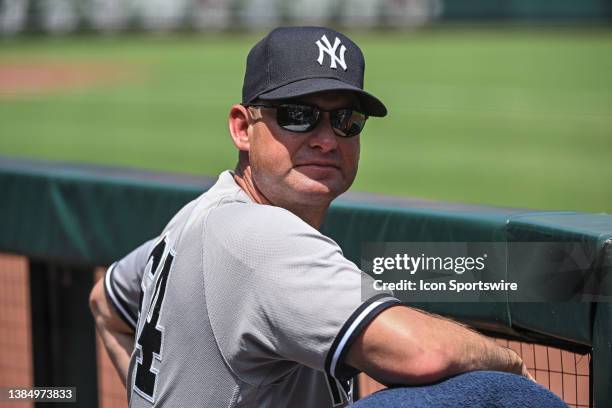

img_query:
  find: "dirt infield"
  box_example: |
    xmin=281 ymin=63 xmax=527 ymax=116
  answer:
xmin=0 ymin=61 xmax=140 ymax=97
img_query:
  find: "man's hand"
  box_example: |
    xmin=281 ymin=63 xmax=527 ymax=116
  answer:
xmin=506 ymin=347 xmax=535 ymax=381
xmin=346 ymin=305 xmax=534 ymax=386
xmin=89 ymin=277 xmax=135 ymax=386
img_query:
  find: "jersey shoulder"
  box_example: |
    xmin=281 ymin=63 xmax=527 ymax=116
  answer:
xmin=204 ymin=202 xmax=339 ymax=271
xmin=206 ymin=202 xmax=326 ymax=247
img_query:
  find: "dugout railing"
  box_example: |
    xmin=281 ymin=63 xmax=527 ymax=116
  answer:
xmin=0 ymin=155 xmax=610 ymax=407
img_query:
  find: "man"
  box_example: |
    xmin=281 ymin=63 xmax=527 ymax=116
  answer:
xmin=90 ymin=27 xmax=566 ymax=407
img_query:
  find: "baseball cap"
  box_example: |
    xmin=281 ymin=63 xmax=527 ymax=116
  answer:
xmin=242 ymin=26 xmax=387 ymax=117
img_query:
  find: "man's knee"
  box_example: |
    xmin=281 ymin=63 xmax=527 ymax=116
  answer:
xmin=352 ymin=371 xmax=568 ymax=407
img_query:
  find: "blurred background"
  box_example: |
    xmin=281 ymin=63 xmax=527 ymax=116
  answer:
xmin=1 ymin=2 xmax=611 ymax=408
xmin=0 ymin=0 xmax=610 ymax=213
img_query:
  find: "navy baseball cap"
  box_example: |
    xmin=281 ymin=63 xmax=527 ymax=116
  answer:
xmin=242 ymin=26 xmax=387 ymax=117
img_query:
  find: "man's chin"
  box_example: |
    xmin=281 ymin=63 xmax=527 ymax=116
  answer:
xmin=297 ymin=178 xmax=345 ymax=200
xmin=287 ymin=169 xmax=349 ymax=200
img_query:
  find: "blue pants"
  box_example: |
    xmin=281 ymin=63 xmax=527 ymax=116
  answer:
xmin=351 ymin=371 xmax=568 ymax=407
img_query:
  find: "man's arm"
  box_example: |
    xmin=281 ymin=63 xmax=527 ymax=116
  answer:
xmin=88 ymin=238 xmax=156 ymax=384
xmin=346 ymin=305 xmax=532 ymax=386
xmin=89 ymin=277 xmax=135 ymax=385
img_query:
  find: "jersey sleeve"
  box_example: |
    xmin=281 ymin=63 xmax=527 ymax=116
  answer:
xmin=203 ymin=204 xmax=400 ymax=384
xmin=104 ymin=238 xmax=156 ymax=331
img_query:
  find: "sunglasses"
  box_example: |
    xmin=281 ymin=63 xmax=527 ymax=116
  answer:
xmin=243 ymin=103 xmax=368 ymax=138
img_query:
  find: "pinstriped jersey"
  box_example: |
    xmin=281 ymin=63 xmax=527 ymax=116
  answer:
xmin=105 ymin=171 xmax=400 ymax=407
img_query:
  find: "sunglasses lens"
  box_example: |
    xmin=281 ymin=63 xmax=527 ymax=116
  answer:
xmin=272 ymin=104 xmax=366 ymax=137
xmin=331 ymin=109 xmax=367 ymax=137
xmin=277 ymin=105 xmax=318 ymax=132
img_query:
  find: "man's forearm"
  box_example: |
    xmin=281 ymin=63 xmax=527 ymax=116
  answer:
xmin=347 ymin=305 xmax=530 ymax=386
xmin=427 ymin=311 xmax=528 ymax=380
xmin=95 ymin=321 xmax=134 ymax=385
xmin=89 ymin=278 xmax=135 ymax=386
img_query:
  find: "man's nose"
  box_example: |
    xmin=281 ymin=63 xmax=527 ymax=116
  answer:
xmin=308 ymin=113 xmax=338 ymax=152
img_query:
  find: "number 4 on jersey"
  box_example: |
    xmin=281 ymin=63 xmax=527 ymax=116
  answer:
xmin=134 ymin=237 xmax=174 ymax=403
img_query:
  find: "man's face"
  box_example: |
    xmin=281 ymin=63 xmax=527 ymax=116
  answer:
xmin=247 ymin=92 xmax=361 ymax=208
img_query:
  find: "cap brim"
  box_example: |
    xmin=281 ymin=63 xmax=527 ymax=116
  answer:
xmin=257 ymin=78 xmax=387 ymax=117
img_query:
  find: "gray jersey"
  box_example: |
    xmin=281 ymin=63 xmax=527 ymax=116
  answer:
xmin=105 ymin=171 xmax=400 ymax=407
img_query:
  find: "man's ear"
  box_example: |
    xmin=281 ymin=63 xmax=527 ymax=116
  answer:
xmin=228 ymin=104 xmax=252 ymax=151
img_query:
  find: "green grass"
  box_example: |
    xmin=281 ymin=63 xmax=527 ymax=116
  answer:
xmin=1 ymin=28 xmax=611 ymax=213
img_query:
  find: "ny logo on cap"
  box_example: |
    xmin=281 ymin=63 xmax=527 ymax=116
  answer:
xmin=315 ymin=35 xmax=347 ymax=71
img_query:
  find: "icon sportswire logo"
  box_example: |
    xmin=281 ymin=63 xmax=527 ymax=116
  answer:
xmin=315 ymin=35 xmax=347 ymax=70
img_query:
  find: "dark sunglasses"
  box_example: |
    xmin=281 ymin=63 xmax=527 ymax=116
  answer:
xmin=243 ymin=103 xmax=368 ymax=138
